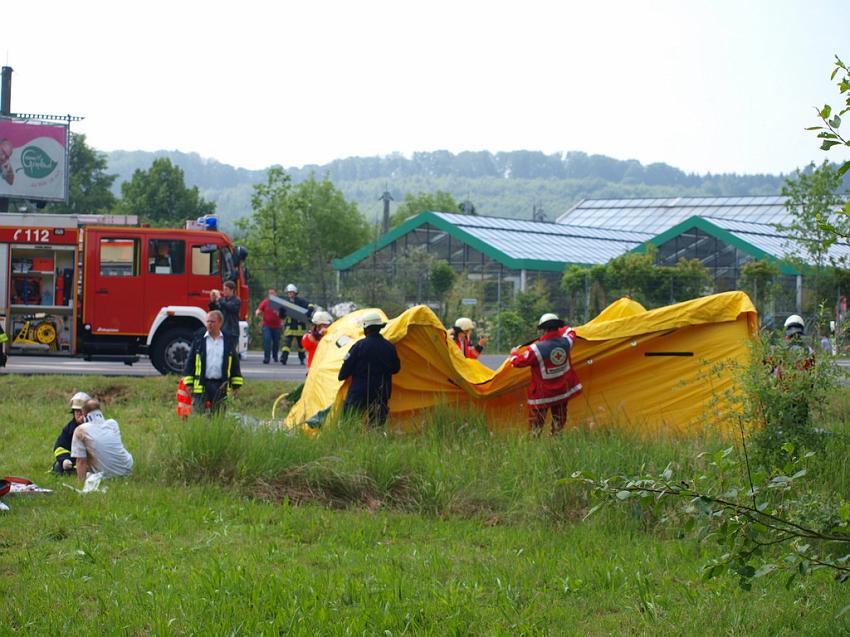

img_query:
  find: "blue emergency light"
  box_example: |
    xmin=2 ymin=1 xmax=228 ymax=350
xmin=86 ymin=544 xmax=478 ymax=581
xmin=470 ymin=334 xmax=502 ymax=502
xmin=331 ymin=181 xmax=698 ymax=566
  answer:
xmin=197 ymin=215 xmax=217 ymax=231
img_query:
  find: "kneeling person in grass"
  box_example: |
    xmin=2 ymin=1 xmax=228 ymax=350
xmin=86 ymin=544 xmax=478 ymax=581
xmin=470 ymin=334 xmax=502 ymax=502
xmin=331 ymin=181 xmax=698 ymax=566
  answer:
xmin=52 ymin=391 xmax=90 ymax=474
xmin=71 ymin=399 xmax=134 ymax=479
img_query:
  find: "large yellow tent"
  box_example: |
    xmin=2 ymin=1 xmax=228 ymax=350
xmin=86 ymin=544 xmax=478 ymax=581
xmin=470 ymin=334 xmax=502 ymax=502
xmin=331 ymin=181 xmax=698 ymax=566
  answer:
xmin=284 ymin=291 xmax=757 ymax=436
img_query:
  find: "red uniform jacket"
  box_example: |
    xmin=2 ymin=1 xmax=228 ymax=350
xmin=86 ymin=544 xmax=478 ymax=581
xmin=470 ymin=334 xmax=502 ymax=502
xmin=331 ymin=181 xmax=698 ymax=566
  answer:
xmin=454 ymin=333 xmax=482 ymax=359
xmin=509 ymin=326 xmax=582 ymax=406
xmin=301 ymin=330 xmax=322 ymax=368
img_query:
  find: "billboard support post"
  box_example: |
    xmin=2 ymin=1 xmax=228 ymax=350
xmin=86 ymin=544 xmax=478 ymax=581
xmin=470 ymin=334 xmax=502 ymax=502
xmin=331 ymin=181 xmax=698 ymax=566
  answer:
xmin=0 ymin=66 xmax=11 ymax=212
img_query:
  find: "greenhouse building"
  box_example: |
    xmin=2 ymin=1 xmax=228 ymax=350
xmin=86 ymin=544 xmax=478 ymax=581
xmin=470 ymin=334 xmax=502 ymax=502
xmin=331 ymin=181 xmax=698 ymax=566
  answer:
xmin=333 ymin=196 xmax=850 ymax=320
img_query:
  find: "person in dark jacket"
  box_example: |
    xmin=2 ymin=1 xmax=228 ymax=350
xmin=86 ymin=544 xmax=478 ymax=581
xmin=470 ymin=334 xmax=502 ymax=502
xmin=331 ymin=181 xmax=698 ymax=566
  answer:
xmin=52 ymin=391 xmax=91 ymax=474
xmin=208 ymin=280 xmax=241 ymax=342
xmin=182 ymin=310 xmax=243 ymax=414
xmin=279 ymin=283 xmax=314 ymax=365
xmin=338 ymin=310 xmax=401 ymax=428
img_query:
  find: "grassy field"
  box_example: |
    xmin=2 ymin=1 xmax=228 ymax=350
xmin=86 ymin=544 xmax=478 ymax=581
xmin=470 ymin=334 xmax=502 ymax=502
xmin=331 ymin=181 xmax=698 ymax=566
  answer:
xmin=1 ymin=374 xmax=849 ymax=636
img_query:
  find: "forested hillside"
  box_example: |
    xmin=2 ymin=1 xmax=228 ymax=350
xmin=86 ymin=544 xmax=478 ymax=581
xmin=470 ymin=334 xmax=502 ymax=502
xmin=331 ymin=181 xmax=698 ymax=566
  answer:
xmin=105 ymin=149 xmax=789 ymax=229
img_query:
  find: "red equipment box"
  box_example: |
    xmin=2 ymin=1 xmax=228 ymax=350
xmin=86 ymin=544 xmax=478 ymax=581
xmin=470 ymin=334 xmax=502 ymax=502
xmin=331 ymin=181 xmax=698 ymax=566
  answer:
xmin=31 ymin=257 xmax=55 ymax=272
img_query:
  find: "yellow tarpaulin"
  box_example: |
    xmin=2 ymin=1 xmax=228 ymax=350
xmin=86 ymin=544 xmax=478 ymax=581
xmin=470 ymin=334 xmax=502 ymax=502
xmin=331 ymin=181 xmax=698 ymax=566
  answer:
xmin=284 ymin=291 xmax=757 ymax=436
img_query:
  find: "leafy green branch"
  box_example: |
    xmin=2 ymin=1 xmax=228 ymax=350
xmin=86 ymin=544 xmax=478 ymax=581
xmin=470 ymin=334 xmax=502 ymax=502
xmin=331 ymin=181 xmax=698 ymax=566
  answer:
xmin=570 ymin=443 xmax=850 ymax=593
xmin=807 ymin=56 xmax=850 ymax=178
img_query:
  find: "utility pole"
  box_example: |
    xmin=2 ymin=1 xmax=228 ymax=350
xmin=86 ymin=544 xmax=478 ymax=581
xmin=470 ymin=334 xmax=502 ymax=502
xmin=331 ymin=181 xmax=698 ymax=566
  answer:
xmin=0 ymin=66 xmax=12 ymax=213
xmin=379 ymin=188 xmax=393 ymax=234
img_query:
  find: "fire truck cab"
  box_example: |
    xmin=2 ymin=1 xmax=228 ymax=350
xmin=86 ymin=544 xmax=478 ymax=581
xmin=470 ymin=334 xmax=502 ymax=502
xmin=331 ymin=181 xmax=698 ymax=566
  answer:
xmin=0 ymin=212 xmax=249 ymax=374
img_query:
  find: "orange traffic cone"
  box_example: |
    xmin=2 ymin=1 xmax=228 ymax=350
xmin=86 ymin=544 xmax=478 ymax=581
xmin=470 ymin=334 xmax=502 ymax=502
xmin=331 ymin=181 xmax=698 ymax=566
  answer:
xmin=176 ymin=378 xmax=192 ymax=419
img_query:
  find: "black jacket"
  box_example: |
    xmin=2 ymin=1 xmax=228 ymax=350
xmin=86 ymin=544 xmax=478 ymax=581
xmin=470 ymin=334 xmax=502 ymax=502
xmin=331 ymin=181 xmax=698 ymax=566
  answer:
xmin=182 ymin=330 xmax=244 ymax=394
xmin=209 ymin=295 xmax=241 ymax=338
xmin=338 ymin=332 xmax=401 ymax=407
xmin=280 ymin=295 xmax=312 ymax=333
xmin=53 ymin=417 xmax=77 ymax=460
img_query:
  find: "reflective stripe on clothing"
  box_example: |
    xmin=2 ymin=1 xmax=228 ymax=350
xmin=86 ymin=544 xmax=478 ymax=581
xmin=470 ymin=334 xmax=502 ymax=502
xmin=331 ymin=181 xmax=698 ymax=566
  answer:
xmin=527 ymin=384 xmax=583 ymax=405
xmin=54 ymin=446 xmax=70 ymax=458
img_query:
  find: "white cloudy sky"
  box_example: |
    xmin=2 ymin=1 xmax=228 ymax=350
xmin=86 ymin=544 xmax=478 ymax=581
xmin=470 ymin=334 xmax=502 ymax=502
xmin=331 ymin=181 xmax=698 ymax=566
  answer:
xmin=4 ymin=0 xmax=848 ymax=174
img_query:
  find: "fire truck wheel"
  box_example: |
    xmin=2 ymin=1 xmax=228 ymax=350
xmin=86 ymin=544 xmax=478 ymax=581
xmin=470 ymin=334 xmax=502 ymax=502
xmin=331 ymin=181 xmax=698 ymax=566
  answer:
xmin=151 ymin=327 xmax=195 ymax=375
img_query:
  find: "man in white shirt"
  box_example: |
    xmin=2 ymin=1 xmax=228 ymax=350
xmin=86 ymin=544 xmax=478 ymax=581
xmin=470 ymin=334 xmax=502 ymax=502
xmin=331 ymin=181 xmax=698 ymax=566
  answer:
xmin=71 ymin=399 xmax=134 ymax=479
xmin=182 ymin=310 xmax=243 ymax=414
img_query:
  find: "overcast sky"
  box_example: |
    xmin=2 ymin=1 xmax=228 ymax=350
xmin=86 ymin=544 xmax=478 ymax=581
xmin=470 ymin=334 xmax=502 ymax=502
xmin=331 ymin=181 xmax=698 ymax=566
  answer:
xmin=4 ymin=0 xmax=848 ymax=175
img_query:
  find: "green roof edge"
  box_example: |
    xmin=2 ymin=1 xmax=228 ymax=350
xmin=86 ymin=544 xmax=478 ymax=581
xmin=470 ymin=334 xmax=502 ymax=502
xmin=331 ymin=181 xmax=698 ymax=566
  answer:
xmin=332 ymin=212 xmax=568 ymax=272
xmin=631 ymin=215 xmax=801 ymax=275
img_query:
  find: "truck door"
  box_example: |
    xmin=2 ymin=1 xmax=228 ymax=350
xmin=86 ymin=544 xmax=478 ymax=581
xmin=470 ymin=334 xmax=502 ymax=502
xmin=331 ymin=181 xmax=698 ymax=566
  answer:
xmin=143 ymin=238 xmax=188 ymax=328
xmin=188 ymin=242 xmax=222 ymax=310
xmin=87 ymin=234 xmax=145 ymax=334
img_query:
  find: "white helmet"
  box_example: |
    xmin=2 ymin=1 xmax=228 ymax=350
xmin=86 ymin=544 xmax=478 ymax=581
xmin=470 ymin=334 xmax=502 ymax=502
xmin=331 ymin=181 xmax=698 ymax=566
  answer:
xmin=311 ymin=311 xmax=333 ymax=326
xmin=784 ymin=314 xmax=805 ymax=335
xmin=784 ymin=314 xmax=804 ymax=329
xmin=69 ymin=391 xmax=91 ymax=411
xmin=360 ymin=310 xmax=386 ymax=328
xmin=285 ymin=284 xmax=298 ymax=293
xmin=538 ymin=312 xmax=564 ymax=328
xmin=454 ymin=317 xmax=475 ymax=332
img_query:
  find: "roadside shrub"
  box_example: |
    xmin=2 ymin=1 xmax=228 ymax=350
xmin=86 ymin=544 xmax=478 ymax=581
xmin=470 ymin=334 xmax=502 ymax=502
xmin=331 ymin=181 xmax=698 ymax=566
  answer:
xmin=738 ymin=334 xmax=842 ymax=466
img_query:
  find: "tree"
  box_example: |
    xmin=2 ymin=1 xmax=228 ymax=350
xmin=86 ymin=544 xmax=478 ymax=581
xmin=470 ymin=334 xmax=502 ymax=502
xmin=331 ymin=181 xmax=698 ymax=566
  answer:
xmin=389 ymin=190 xmax=459 ymax=227
xmin=235 ymin=167 xmax=302 ymax=296
xmin=293 ymin=173 xmax=371 ymax=306
xmin=778 ymin=161 xmax=848 ymax=308
xmin=119 ymin=157 xmax=215 ymax=225
xmin=429 ymin=260 xmax=456 ymax=320
xmin=238 ymin=169 xmax=370 ymax=308
xmin=808 ymin=56 xmax=850 ymax=180
xmin=47 ymin=133 xmax=117 ymax=214
xmin=739 ymin=260 xmax=781 ymax=324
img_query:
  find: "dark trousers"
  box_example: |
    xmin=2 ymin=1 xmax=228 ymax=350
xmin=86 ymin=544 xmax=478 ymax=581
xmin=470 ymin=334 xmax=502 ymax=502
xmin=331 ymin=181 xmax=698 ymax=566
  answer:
xmin=343 ymin=398 xmax=389 ymax=428
xmin=281 ymin=333 xmax=305 ymax=364
xmin=262 ymin=326 xmax=281 ymax=362
xmin=528 ymin=401 xmax=567 ymax=435
xmin=192 ymin=378 xmax=228 ymax=415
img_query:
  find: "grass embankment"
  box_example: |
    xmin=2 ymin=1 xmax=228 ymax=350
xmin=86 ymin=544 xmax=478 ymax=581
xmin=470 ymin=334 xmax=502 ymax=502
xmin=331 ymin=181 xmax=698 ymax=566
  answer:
xmin=1 ymin=375 xmax=849 ymax=635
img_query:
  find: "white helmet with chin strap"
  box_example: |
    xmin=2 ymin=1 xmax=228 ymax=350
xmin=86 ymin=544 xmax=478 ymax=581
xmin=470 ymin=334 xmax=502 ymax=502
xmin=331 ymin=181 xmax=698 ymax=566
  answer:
xmin=537 ymin=313 xmax=565 ymax=329
xmin=784 ymin=314 xmax=805 ymax=335
xmin=360 ymin=311 xmax=386 ymax=328
xmin=285 ymin=284 xmax=298 ymax=294
xmin=454 ymin=317 xmax=475 ymax=332
xmin=69 ymin=391 xmax=91 ymax=411
xmin=311 ymin=311 xmax=333 ymax=326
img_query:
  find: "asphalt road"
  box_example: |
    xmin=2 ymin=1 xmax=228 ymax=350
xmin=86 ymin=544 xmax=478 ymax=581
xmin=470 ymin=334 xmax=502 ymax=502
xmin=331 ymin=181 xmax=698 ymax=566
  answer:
xmin=0 ymin=352 xmax=510 ymax=378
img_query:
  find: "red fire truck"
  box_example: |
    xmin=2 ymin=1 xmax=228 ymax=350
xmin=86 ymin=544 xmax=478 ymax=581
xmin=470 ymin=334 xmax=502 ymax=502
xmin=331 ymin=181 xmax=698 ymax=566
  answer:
xmin=0 ymin=212 xmax=248 ymax=374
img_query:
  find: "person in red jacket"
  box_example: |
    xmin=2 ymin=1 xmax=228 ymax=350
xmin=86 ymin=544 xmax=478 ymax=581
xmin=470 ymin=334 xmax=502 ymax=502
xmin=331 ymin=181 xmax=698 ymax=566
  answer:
xmin=450 ymin=317 xmax=488 ymax=359
xmin=301 ymin=311 xmax=333 ymax=369
xmin=509 ymin=312 xmax=582 ymax=436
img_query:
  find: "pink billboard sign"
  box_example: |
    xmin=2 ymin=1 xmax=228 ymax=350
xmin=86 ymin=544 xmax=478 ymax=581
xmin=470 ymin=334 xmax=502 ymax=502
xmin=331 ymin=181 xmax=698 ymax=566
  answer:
xmin=0 ymin=118 xmax=69 ymax=202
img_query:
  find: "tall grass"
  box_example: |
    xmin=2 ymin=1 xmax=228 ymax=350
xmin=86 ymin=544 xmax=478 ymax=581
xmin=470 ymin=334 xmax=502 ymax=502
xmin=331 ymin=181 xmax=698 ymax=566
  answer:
xmin=3 ymin=374 xmax=850 ymax=635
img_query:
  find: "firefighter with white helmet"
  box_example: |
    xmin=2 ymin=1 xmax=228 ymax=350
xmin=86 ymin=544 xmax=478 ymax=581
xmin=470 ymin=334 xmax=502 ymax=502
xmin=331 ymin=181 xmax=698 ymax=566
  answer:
xmin=302 ymin=310 xmax=334 ymax=369
xmin=783 ymin=314 xmax=805 ymax=337
xmin=509 ymin=312 xmax=583 ymax=435
xmin=51 ymin=391 xmax=92 ymax=474
xmin=450 ymin=317 xmax=488 ymax=359
xmin=279 ymin=283 xmax=314 ymax=365
xmin=337 ymin=310 xmax=401 ymax=427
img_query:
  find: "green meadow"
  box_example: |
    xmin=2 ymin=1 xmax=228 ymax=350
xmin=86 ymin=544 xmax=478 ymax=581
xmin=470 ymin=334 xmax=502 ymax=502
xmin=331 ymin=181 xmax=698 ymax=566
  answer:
xmin=1 ymin=375 xmax=848 ymax=636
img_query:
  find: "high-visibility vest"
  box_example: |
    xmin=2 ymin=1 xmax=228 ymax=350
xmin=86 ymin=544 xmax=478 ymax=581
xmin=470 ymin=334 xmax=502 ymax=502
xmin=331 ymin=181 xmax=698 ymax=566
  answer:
xmin=176 ymin=378 xmax=192 ymax=417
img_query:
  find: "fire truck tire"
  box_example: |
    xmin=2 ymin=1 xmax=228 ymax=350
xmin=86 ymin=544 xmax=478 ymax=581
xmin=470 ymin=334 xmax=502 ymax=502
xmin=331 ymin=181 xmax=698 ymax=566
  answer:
xmin=151 ymin=327 xmax=195 ymax=375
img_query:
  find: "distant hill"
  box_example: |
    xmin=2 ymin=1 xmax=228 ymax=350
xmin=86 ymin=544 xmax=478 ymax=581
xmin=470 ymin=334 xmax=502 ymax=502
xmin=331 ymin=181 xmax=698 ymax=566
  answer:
xmin=104 ymin=149 xmax=792 ymax=230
